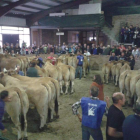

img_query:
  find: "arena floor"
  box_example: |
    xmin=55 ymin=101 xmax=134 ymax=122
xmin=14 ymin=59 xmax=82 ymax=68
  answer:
xmin=3 ymin=70 xmax=133 ymax=140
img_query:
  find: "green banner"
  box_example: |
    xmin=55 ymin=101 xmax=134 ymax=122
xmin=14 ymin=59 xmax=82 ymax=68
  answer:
xmin=39 ymin=14 xmax=105 ymax=28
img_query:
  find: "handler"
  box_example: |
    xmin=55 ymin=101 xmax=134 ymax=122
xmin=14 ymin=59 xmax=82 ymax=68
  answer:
xmin=72 ymin=86 xmax=109 ymax=140
xmin=0 ymin=91 xmax=11 ymax=140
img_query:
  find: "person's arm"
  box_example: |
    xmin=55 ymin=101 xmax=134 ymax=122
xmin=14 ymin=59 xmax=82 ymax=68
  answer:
xmin=108 ymin=127 xmax=123 ymax=138
xmin=72 ymin=100 xmax=81 ymax=122
xmin=0 ymin=105 xmax=5 ymax=132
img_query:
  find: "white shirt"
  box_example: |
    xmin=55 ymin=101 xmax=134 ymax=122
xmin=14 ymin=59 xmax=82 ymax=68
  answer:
xmin=132 ymin=50 xmax=137 ymax=57
xmin=84 ymin=52 xmax=91 ymax=56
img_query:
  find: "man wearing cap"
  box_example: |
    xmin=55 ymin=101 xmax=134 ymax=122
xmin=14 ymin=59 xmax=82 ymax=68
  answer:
xmin=122 ymin=103 xmax=140 ymax=140
xmin=75 ymin=51 xmax=84 ymax=80
xmin=72 ymin=86 xmax=110 ymax=140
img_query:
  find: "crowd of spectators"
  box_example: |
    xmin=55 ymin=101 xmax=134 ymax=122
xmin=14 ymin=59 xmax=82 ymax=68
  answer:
xmin=120 ymin=24 xmax=140 ymax=46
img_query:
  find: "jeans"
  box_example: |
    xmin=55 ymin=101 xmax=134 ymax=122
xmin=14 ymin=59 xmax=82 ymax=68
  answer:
xmin=75 ymin=66 xmax=82 ymax=79
xmin=82 ymin=125 xmax=103 ymax=140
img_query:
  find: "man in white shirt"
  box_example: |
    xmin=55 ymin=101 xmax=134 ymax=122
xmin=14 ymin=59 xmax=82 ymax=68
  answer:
xmin=132 ymin=47 xmax=138 ymax=58
xmin=136 ymin=48 xmax=140 ymax=59
xmin=84 ymin=50 xmax=91 ymax=72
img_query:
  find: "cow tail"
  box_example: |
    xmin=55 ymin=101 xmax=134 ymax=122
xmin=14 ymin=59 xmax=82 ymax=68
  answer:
xmin=12 ymin=87 xmax=25 ymax=130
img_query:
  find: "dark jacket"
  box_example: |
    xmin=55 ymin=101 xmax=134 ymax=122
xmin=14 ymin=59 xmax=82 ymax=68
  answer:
xmin=129 ymin=59 xmax=135 ymax=70
xmin=109 ymin=56 xmax=118 ymax=61
xmin=27 ymin=67 xmax=39 ymax=77
xmin=115 ymin=49 xmax=121 ymax=56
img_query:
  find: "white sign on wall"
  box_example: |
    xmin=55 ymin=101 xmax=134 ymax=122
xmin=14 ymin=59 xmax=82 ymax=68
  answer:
xmin=56 ymin=32 xmax=64 ymax=35
xmin=79 ymin=3 xmax=101 ymax=15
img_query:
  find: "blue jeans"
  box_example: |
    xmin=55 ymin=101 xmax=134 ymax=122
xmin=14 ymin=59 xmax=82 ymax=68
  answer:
xmin=82 ymin=125 xmax=103 ymax=140
xmin=75 ymin=66 xmax=82 ymax=79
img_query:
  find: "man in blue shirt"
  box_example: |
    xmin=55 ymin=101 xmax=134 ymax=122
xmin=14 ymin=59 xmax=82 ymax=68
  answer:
xmin=36 ymin=54 xmax=44 ymax=68
xmin=75 ymin=51 xmax=84 ymax=80
xmin=16 ymin=66 xmax=24 ymax=76
xmin=72 ymin=86 xmax=110 ymax=140
xmin=0 ymin=90 xmax=11 ymax=137
xmin=109 ymin=53 xmax=118 ymax=62
xmin=122 ymin=104 xmax=140 ymax=140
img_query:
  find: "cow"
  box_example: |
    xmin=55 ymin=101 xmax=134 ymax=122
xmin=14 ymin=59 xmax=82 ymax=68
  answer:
xmin=0 ymin=72 xmax=50 ymax=130
xmin=56 ymin=59 xmax=75 ymax=94
xmin=11 ymin=73 xmax=60 ymax=120
xmin=0 ymin=83 xmax=29 ymax=140
xmin=115 ymin=62 xmax=122 ymax=86
xmin=44 ymin=59 xmax=63 ymax=94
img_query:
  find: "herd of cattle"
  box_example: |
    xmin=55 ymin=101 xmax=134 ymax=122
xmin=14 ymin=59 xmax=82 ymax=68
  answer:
xmin=102 ymin=60 xmax=140 ymax=108
xmin=0 ymin=53 xmax=90 ymax=140
xmin=1 ymin=53 xmax=139 ymax=140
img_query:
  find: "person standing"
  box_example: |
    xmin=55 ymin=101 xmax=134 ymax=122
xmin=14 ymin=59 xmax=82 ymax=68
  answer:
xmin=90 ymin=75 xmax=104 ymax=101
xmin=75 ymin=51 xmax=84 ymax=80
xmin=47 ymin=52 xmax=56 ymax=65
xmin=72 ymin=86 xmax=110 ymax=140
xmin=106 ymin=92 xmax=125 ymax=140
xmin=15 ymin=66 xmax=24 ymax=76
xmin=36 ymin=54 xmax=44 ymax=68
xmin=122 ymin=104 xmax=140 ymax=140
xmin=129 ymin=55 xmax=135 ymax=70
xmin=0 ymin=91 xmax=11 ymax=138
xmin=109 ymin=53 xmax=118 ymax=61
xmin=27 ymin=62 xmax=39 ymax=77
xmin=120 ymin=26 xmax=125 ymax=43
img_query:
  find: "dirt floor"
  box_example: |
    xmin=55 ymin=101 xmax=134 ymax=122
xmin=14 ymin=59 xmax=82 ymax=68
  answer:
xmin=3 ymin=70 xmax=134 ymax=140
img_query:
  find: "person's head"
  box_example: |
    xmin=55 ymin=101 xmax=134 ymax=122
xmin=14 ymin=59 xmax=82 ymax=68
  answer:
xmin=93 ymin=74 xmax=103 ymax=85
xmin=87 ymin=45 xmax=89 ymax=49
xmin=130 ymin=55 xmax=134 ymax=59
xmin=30 ymin=62 xmax=36 ymax=67
xmin=0 ymin=90 xmax=11 ymax=102
xmin=36 ymin=54 xmax=40 ymax=58
xmin=16 ymin=65 xmax=20 ymax=72
xmin=84 ymin=50 xmax=87 ymax=53
xmin=90 ymin=86 xmax=99 ymax=97
xmin=84 ymin=43 xmax=86 ymax=47
xmin=126 ymin=27 xmax=128 ymax=29
xmin=136 ymin=24 xmax=139 ymax=27
xmin=11 ymin=50 xmax=14 ymax=54
xmin=112 ymin=53 xmax=115 ymax=56
xmin=133 ymin=103 xmax=140 ymax=115
xmin=77 ymin=51 xmax=81 ymax=55
xmin=78 ymin=43 xmax=81 ymax=46
xmin=126 ymin=48 xmax=128 ymax=52
xmin=112 ymin=92 xmax=125 ymax=106
xmin=128 ymin=46 xmax=132 ymax=50
xmin=121 ymin=52 xmax=125 ymax=56
xmin=63 ymin=42 xmax=65 ymax=45
xmin=50 ymin=52 xmax=54 ymax=57
xmin=112 ymin=45 xmax=115 ymax=49
xmin=122 ymin=26 xmax=124 ymax=29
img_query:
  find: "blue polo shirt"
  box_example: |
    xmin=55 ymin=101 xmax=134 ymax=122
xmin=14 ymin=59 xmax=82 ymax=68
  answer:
xmin=123 ymin=114 xmax=140 ymax=140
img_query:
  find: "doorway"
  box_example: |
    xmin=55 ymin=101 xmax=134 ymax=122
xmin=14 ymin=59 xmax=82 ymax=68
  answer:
xmin=2 ymin=34 xmax=19 ymax=46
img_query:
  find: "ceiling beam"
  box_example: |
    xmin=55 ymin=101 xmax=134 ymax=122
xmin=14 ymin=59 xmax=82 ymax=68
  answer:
xmin=51 ymin=0 xmax=64 ymax=4
xmin=26 ymin=0 xmax=89 ymax=26
xmin=0 ymin=0 xmax=33 ymax=17
xmin=30 ymin=1 xmax=52 ymax=7
xmin=6 ymin=13 xmax=26 ymax=18
xmin=21 ymin=5 xmax=43 ymax=11
xmin=12 ymin=8 xmax=34 ymax=14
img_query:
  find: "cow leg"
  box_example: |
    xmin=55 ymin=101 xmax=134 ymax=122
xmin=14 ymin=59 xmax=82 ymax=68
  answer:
xmin=36 ymin=105 xmax=46 ymax=129
xmin=115 ymin=75 xmax=118 ymax=86
xmin=103 ymin=74 xmax=105 ymax=83
xmin=22 ymin=113 xmax=28 ymax=139
xmin=136 ymin=95 xmax=140 ymax=104
xmin=49 ymin=100 xmax=55 ymax=120
xmin=65 ymin=81 xmax=69 ymax=94
xmin=71 ymin=81 xmax=74 ymax=93
xmin=83 ymin=68 xmax=86 ymax=78
xmin=11 ymin=116 xmax=22 ymax=140
xmin=59 ymin=81 xmax=63 ymax=94
xmin=106 ymin=73 xmax=109 ymax=84
xmin=126 ymin=90 xmax=131 ymax=105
